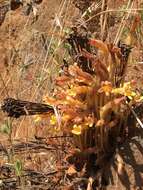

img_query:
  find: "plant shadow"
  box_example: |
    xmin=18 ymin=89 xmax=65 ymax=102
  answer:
xmin=106 ymin=127 xmax=143 ymax=190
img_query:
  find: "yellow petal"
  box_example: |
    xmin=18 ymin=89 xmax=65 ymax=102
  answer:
xmin=50 ymin=115 xmax=57 ymax=125
xmin=34 ymin=115 xmax=41 ymax=122
xmin=98 ymin=81 xmax=112 ymax=95
xmin=72 ymin=125 xmax=82 ymax=135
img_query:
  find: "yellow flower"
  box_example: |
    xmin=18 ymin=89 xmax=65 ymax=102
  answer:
xmin=112 ymin=82 xmax=137 ymax=99
xmin=34 ymin=115 xmax=41 ymax=122
xmin=98 ymin=81 xmax=112 ymax=96
xmin=50 ymin=115 xmax=57 ymax=125
xmin=72 ymin=124 xmax=82 ymax=135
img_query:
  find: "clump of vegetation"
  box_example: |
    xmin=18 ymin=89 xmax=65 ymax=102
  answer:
xmin=40 ymin=29 xmax=142 ymax=168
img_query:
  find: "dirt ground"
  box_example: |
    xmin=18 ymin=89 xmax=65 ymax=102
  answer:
xmin=0 ymin=0 xmax=143 ymax=189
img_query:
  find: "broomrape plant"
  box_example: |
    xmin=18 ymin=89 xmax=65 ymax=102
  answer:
xmin=36 ymin=31 xmax=142 ymax=156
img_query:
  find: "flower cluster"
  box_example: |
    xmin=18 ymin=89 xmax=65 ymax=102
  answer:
xmin=36 ymin=37 xmax=142 ymax=151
